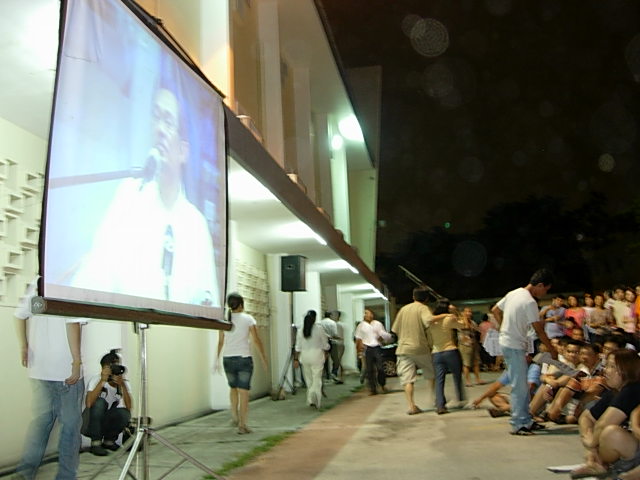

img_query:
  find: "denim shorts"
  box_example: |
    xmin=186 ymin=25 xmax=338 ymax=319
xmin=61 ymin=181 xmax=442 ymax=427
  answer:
xmin=223 ymin=356 xmax=253 ymax=390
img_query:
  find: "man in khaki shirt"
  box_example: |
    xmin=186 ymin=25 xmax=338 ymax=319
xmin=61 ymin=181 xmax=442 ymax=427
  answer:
xmin=392 ymin=286 xmax=435 ymax=415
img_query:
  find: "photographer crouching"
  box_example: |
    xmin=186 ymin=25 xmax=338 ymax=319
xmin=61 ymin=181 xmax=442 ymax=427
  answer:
xmin=84 ymin=349 xmax=132 ymax=456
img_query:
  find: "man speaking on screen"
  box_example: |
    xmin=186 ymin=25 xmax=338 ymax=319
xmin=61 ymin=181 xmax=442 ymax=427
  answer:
xmin=72 ymin=79 xmax=220 ymax=308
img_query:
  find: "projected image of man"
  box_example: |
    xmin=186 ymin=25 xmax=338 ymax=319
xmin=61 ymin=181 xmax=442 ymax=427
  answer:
xmin=72 ymin=81 xmax=220 ymax=307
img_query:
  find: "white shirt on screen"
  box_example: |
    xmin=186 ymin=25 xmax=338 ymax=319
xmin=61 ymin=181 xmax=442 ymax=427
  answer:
xmin=72 ymin=178 xmax=220 ymax=307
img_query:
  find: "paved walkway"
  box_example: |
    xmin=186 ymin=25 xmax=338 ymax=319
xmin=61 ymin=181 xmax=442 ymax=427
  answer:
xmin=4 ymin=372 xmax=585 ymax=479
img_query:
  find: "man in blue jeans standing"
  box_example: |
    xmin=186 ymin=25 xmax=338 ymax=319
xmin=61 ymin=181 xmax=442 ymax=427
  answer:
xmin=15 ymin=277 xmax=85 ymax=479
xmin=492 ymin=268 xmax=557 ymax=436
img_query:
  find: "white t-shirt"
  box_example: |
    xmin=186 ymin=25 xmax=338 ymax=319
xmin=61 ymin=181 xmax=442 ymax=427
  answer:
xmin=223 ymin=312 xmax=256 ymax=357
xmin=295 ymin=323 xmax=329 ymax=353
xmin=15 ymin=279 xmax=85 ymax=382
xmin=86 ymin=375 xmax=131 ymax=409
xmin=497 ymin=287 xmax=539 ymax=350
xmin=319 ymin=317 xmax=338 ymax=339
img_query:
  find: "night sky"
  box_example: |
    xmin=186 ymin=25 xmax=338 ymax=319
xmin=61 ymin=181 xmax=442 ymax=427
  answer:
xmin=320 ymin=0 xmax=640 ymax=300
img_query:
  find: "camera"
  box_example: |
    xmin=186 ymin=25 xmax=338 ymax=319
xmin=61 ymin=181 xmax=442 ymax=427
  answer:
xmin=110 ymin=364 xmax=126 ymax=376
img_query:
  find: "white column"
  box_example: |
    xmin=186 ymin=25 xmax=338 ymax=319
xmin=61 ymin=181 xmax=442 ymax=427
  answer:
xmin=330 ymin=144 xmax=351 ymax=243
xmin=314 ymin=113 xmax=334 ymax=220
xmin=291 ymin=65 xmax=315 ymax=201
xmin=199 ymin=0 xmax=232 ymax=104
xmin=257 ymin=0 xmax=285 ymax=167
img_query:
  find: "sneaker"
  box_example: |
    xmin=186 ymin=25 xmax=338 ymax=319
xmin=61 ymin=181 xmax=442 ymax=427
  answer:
xmin=530 ymin=421 xmax=546 ymax=431
xmin=90 ymin=445 xmax=109 ymax=456
xmin=102 ymin=441 xmax=120 ymax=451
xmin=510 ymin=426 xmax=534 ymax=436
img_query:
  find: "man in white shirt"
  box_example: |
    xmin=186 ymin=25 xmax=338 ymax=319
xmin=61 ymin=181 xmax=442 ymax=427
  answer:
xmin=72 ymin=84 xmax=220 ymax=308
xmin=15 ymin=277 xmax=85 ymax=479
xmin=355 ymin=308 xmax=392 ymax=395
xmin=492 ymin=268 xmax=557 ymax=436
xmin=319 ymin=312 xmax=339 ymax=381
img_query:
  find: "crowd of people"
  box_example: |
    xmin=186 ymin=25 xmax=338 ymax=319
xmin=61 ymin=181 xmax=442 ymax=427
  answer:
xmin=351 ymin=271 xmax=640 ymax=479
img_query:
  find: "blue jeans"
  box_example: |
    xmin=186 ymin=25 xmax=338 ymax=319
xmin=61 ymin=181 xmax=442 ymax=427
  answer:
xmin=502 ymin=346 xmax=531 ymax=431
xmin=17 ymin=379 xmax=84 ymax=480
xmin=433 ymin=349 xmax=464 ymax=409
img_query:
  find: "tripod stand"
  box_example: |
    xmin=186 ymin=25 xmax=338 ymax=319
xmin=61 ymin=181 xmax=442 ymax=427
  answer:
xmin=274 ymin=292 xmax=304 ymax=397
xmin=89 ymin=323 xmax=221 ymax=480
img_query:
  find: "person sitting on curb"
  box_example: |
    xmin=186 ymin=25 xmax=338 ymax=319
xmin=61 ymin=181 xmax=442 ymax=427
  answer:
xmin=471 ymin=355 xmax=541 ymax=417
xmin=571 ymin=349 xmax=640 ymax=479
xmin=84 ymin=349 xmax=132 ymax=456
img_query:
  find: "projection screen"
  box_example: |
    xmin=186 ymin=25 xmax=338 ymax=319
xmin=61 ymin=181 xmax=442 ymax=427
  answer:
xmin=41 ymin=0 xmax=227 ymax=322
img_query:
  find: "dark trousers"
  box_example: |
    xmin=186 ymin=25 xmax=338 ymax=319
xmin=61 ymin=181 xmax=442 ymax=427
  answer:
xmin=433 ymin=349 xmax=464 ymax=409
xmin=88 ymin=397 xmax=131 ymax=442
xmin=365 ymin=345 xmax=385 ymax=393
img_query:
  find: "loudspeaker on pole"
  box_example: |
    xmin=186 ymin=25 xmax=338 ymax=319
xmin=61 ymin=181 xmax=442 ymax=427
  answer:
xmin=280 ymin=255 xmax=306 ymax=292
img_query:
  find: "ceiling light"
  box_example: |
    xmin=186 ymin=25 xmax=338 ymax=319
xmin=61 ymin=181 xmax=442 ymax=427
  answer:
xmin=228 ymin=169 xmax=276 ymax=202
xmin=338 ymin=115 xmax=364 ymax=142
xmin=331 ymin=134 xmax=344 ymax=151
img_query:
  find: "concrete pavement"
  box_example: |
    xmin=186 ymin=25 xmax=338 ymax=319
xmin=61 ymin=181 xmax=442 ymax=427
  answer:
xmin=3 ymin=372 xmax=585 ymax=479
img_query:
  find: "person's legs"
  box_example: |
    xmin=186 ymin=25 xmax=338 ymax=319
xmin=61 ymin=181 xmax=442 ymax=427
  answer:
xmin=309 ymin=361 xmax=325 ymax=407
xmin=433 ymin=352 xmax=447 ymax=409
xmin=17 ymin=380 xmax=57 ymax=479
xmin=88 ymin=397 xmax=108 ymax=442
xmin=237 ymin=389 xmax=250 ymax=432
xmin=502 ymin=346 xmax=531 ymax=433
xmin=229 ymin=388 xmax=239 ymax=425
xmin=598 ymin=425 xmax=638 ymax=466
xmin=102 ymin=407 xmax=132 ymax=443
xmin=55 ymin=380 xmax=83 ymax=479
xmin=445 ymin=350 xmax=465 ymax=402
xmin=300 ymin=360 xmax=315 ymax=406
xmin=372 ymin=347 xmax=387 ymax=390
xmin=365 ymin=347 xmax=378 ymax=393
xmin=547 ymin=386 xmax=575 ymax=421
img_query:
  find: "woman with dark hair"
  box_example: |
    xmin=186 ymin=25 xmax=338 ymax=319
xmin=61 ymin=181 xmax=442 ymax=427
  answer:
xmin=217 ymin=293 xmax=268 ymax=434
xmin=571 ymin=349 xmax=640 ymax=479
xmin=430 ymin=299 xmax=465 ymax=414
xmin=294 ymin=310 xmax=329 ymax=409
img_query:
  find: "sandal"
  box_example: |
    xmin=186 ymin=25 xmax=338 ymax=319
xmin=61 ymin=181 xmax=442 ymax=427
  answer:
xmin=570 ymin=464 xmax=609 ymax=479
xmin=407 ymin=406 xmax=422 ymax=415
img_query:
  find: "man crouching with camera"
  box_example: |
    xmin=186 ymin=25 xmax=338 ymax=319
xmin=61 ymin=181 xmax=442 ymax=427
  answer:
xmin=85 ymin=349 xmax=132 ymax=456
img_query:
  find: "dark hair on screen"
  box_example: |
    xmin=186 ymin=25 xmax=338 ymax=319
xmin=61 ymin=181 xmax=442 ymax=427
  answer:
xmin=303 ymin=310 xmax=317 ymax=338
xmin=433 ymin=298 xmax=451 ymax=316
xmin=529 ymin=268 xmax=554 ymax=287
xmin=100 ymin=349 xmax=121 ymax=367
xmin=227 ymin=292 xmax=244 ymax=324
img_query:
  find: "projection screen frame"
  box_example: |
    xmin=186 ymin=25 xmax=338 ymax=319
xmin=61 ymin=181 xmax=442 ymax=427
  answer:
xmin=37 ymin=0 xmax=230 ymax=329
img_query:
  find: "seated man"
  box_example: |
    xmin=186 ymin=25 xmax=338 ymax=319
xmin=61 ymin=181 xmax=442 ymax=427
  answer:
xmin=546 ymin=342 xmax=607 ymax=424
xmin=84 ymin=349 xmax=133 ymax=456
xmin=471 ymin=355 xmax=541 ymax=417
xmin=529 ymin=339 xmax=581 ymax=421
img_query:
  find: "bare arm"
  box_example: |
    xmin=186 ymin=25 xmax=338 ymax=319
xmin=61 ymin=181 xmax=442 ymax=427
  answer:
xmin=217 ymin=331 xmax=225 ymax=359
xmin=249 ymin=326 xmax=268 ymax=368
xmin=15 ymin=317 xmax=28 ymax=367
xmin=65 ymin=322 xmax=82 ymax=385
xmin=532 ymin=321 xmax=557 ymax=359
xmin=631 ymin=405 xmax=640 ymax=442
xmin=491 ymin=305 xmax=503 ymax=327
xmin=86 ymin=366 xmax=110 ymax=408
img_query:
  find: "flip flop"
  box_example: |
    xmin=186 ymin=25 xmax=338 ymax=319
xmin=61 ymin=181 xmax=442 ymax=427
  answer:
xmin=407 ymin=406 xmax=422 ymax=415
xmin=570 ymin=464 xmax=610 ymax=479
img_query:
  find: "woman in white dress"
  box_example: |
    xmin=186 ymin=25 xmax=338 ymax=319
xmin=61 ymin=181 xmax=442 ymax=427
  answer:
xmin=294 ymin=310 xmax=330 ymax=409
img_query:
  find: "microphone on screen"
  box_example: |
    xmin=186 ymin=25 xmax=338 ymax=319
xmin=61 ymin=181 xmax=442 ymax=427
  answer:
xmin=132 ymin=148 xmax=158 ymax=191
